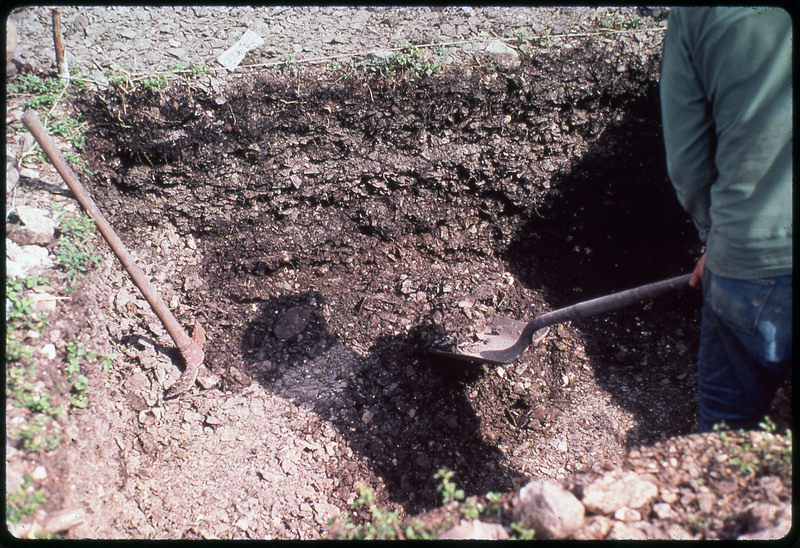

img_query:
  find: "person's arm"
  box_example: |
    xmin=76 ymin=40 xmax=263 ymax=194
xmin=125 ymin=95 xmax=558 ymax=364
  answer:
xmin=659 ymin=8 xmax=715 ymax=243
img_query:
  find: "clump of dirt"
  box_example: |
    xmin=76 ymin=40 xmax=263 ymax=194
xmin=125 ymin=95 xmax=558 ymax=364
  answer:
xmin=71 ymin=34 xmax=788 ymax=531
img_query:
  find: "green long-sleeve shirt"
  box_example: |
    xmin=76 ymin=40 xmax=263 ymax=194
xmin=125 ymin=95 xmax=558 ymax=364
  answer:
xmin=660 ymin=7 xmax=792 ymax=279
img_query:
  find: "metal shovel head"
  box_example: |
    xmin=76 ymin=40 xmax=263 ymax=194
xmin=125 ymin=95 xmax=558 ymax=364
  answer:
xmin=434 ymin=316 xmax=549 ymax=364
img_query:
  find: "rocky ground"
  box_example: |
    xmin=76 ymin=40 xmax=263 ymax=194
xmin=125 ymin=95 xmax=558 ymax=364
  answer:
xmin=5 ymin=6 xmax=793 ymax=541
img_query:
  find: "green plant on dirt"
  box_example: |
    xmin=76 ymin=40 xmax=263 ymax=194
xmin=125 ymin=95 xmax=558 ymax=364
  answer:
xmin=54 ymin=213 xmax=104 ymax=289
xmin=6 ymin=277 xmax=51 ymax=333
xmin=332 ymin=484 xmax=407 ymax=540
xmin=434 ymin=468 xmax=465 ymax=504
xmin=599 ymin=12 xmax=644 ymax=37
xmin=715 ymin=418 xmax=792 ymax=478
xmin=170 ymin=61 xmax=210 ymax=79
xmin=7 ymin=355 xmax=50 ymax=413
xmin=536 ymin=28 xmax=555 ymax=48
xmin=356 ymin=42 xmax=442 ymax=81
xmin=8 ymin=73 xmax=67 ymax=110
xmin=510 ymin=521 xmax=536 ymax=539
xmin=279 ymin=54 xmax=299 ymax=76
xmin=331 ymin=468 xmax=529 ymax=540
xmin=6 ymin=475 xmax=47 ymax=524
xmin=64 ymin=341 xmax=115 ymax=409
xmin=64 ymin=152 xmax=94 ymax=177
xmin=10 ymin=414 xmax=62 ymax=453
xmin=516 ymin=30 xmax=532 ymax=45
xmin=484 ymin=491 xmax=503 ymax=519
xmin=105 ymin=67 xmax=127 ymax=87
xmin=8 ymin=70 xmax=87 ymax=110
xmin=47 ymin=116 xmax=87 ymax=150
xmin=139 ymin=72 xmax=168 ymax=92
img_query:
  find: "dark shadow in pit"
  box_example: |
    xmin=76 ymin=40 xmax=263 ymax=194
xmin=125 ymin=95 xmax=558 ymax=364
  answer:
xmin=503 ymin=96 xmax=704 ymax=446
xmin=241 ymin=296 xmax=519 ymax=514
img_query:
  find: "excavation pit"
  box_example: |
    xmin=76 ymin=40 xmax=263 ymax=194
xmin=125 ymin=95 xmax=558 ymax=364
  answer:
xmin=78 ymin=42 xmax=709 ymax=518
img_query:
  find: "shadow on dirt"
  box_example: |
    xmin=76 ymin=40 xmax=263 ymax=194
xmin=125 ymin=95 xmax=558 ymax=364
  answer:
xmin=241 ymin=296 xmax=520 ymax=512
xmin=504 ymin=95 xmax=704 ymax=445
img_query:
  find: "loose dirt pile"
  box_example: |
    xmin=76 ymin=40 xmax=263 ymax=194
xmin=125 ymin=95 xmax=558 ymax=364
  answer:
xmin=7 ymin=8 xmax=791 ymax=540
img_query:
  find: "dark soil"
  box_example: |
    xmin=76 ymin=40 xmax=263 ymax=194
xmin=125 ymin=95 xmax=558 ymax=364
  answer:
xmin=73 ymin=37 xmax=715 ymax=518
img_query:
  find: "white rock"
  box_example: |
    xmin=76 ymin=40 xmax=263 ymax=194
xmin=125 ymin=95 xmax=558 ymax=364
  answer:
xmin=31 ymin=293 xmax=58 ymax=314
xmin=652 ymin=502 xmax=676 ymax=520
xmin=15 ymin=205 xmax=56 ymax=238
xmin=573 ymin=516 xmax=614 ymax=540
xmin=485 ymin=39 xmax=520 ymax=70
xmin=438 ymin=519 xmax=510 ymax=540
xmin=31 ymin=466 xmax=47 ymax=480
xmin=513 ymin=481 xmax=585 ymax=539
xmin=18 ymin=168 xmax=40 ymax=180
xmin=606 ymin=521 xmax=648 ymax=540
xmin=581 ymin=471 xmax=659 ymax=515
xmin=6 ymin=239 xmax=53 ymax=277
xmin=614 ymin=506 xmax=641 ymax=522
xmin=40 ymin=343 xmax=57 ymax=360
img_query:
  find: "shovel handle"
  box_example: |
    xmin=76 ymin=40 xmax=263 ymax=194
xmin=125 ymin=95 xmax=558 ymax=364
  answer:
xmin=20 ymin=110 xmax=197 ymax=357
xmin=528 ymin=273 xmax=692 ymax=332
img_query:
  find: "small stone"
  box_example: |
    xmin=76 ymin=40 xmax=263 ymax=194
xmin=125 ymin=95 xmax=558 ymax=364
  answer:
xmin=581 ymin=471 xmax=658 ymax=515
xmin=744 ymin=502 xmax=791 ymax=532
xmin=614 ymin=506 xmax=641 ymax=522
xmin=168 ymin=48 xmax=187 ymax=59
xmin=485 ymin=39 xmax=520 ymax=70
xmin=7 ymin=239 xmax=53 ymax=277
xmin=40 ymin=343 xmax=57 ymax=359
xmin=219 ymin=427 xmax=237 ymax=442
xmin=513 ymin=481 xmax=585 ymax=539
xmin=31 ymin=466 xmax=47 ymax=480
xmin=7 ymin=227 xmax=54 ymax=246
xmin=273 ymin=306 xmax=312 ymax=340
xmin=18 ymin=168 xmax=40 ymax=180
xmin=183 ymin=273 xmax=203 ymax=291
xmin=7 ymin=164 xmax=20 ymax=188
xmin=366 ymin=50 xmax=393 ymax=60
xmin=31 ymin=293 xmax=57 ymax=314
xmin=438 ymin=519 xmax=510 ymax=540
xmin=183 ymin=410 xmax=202 ymax=423
xmin=196 ymin=366 xmax=220 ymax=389
xmin=664 ymin=524 xmax=694 ymax=540
xmin=573 ymin=516 xmax=614 ymax=540
xmin=606 ymin=522 xmax=648 ymax=540
xmin=652 ymin=502 xmax=675 ymax=520
xmin=115 ymin=287 xmax=132 ymax=313
xmin=659 ymin=488 xmax=678 ymax=504
xmin=42 ymin=508 xmax=85 ymax=534
xmin=16 ymin=205 xmax=56 ymax=236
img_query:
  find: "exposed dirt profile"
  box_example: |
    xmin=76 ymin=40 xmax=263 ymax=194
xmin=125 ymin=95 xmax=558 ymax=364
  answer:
xmin=59 ymin=36 xmax=789 ymax=537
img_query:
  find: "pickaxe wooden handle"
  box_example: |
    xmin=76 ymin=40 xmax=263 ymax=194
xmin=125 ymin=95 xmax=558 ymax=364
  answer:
xmin=21 ymin=110 xmax=205 ymax=396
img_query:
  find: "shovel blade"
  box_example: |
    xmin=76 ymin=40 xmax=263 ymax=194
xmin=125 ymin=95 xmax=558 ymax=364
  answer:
xmin=432 ymin=316 xmax=548 ymax=364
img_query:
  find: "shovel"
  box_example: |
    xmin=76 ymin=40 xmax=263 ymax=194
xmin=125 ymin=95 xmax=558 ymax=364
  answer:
xmin=21 ymin=111 xmax=205 ymax=396
xmin=433 ymin=273 xmax=692 ymax=364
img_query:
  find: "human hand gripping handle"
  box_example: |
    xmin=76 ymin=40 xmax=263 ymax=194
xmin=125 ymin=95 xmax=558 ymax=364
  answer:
xmin=690 ymin=253 xmax=706 ymax=290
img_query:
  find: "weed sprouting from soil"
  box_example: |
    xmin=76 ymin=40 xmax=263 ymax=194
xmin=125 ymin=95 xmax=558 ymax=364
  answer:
xmin=6 ymin=475 xmax=47 ymax=524
xmin=54 ymin=212 xmax=104 ymax=289
xmin=64 ymin=342 xmax=115 ymax=408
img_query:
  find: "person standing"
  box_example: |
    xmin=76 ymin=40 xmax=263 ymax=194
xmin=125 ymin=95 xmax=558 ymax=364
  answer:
xmin=659 ymin=7 xmax=792 ymax=432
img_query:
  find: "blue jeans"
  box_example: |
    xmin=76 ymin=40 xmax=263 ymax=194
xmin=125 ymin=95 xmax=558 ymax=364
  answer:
xmin=697 ymin=268 xmax=792 ymax=432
